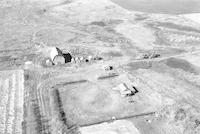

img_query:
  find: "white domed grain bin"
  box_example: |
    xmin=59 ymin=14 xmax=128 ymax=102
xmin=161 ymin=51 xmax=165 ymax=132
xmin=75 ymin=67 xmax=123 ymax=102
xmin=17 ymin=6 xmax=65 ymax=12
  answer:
xmin=50 ymin=47 xmax=65 ymax=65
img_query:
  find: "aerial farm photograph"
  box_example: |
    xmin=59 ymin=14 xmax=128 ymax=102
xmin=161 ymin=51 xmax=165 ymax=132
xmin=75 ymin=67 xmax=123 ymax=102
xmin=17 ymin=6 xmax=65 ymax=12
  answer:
xmin=1 ymin=0 xmax=200 ymax=134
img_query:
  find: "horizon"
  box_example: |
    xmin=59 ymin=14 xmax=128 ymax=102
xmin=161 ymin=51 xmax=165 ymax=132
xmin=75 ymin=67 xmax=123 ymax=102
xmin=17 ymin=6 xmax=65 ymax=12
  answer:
xmin=111 ymin=0 xmax=200 ymax=14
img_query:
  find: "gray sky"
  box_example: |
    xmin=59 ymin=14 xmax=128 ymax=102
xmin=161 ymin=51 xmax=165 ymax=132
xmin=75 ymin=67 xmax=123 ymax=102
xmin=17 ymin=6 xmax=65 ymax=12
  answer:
xmin=111 ymin=0 xmax=200 ymax=14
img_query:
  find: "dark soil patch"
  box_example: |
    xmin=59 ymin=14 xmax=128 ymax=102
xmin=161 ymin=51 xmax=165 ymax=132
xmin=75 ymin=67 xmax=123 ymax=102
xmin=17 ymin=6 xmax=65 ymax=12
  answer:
xmin=134 ymin=14 xmax=149 ymax=21
xmin=153 ymin=48 xmax=186 ymax=57
xmin=90 ymin=21 xmax=106 ymax=27
xmin=156 ymin=22 xmax=200 ymax=33
xmin=126 ymin=61 xmax=152 ymax=71
xmin=103 ymin=51 xmax=123 ymax=57
xmin=107 ymin=19 xmax=123 ymax=25
xmin=162 ymin=58 xmax=199 ymax=74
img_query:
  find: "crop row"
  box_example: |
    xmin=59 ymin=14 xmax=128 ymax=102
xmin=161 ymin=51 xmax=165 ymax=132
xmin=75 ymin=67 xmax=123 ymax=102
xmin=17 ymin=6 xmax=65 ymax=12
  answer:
xmin=0 ymin=70 xmax=24 ymax=134
xmin=0 ymin=79 xmax=9 ymax=133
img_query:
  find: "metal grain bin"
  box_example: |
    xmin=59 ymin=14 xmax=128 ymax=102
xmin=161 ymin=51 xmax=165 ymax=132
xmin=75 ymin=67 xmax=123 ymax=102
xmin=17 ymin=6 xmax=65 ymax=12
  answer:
xmin=50 ymin=47 xmax=65 ymax=65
